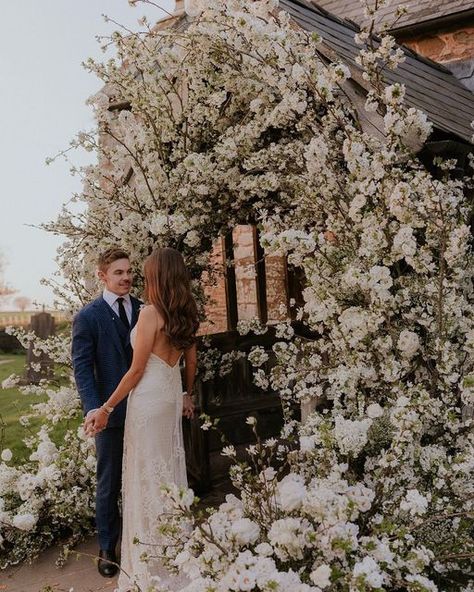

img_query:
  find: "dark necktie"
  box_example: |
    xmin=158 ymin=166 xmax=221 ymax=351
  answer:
xmin=117 ymin=297 xmax=130 ymax=330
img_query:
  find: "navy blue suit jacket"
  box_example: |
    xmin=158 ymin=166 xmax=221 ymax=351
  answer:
xmin=72 ymin=295 xmax=142 ymax=428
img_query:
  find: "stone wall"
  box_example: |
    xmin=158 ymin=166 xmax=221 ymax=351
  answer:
xmin=400 ymin=23 xmax=474 ymax=91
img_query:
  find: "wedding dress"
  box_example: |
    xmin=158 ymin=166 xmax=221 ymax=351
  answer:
xmin=116 ymin=326 xmax=188 ymax=592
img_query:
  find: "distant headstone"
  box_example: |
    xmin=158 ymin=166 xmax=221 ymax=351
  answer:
xmin=26 ymin=311 xmax=55 ymax=383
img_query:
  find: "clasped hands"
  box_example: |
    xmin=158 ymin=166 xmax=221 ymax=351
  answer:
xmin=84 ymin=395 xmax=195 ymax=437
xmin=84 ymin=408 xmax=109 ymax=437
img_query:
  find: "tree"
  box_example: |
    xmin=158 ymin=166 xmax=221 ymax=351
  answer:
xmin=13 ymin=296 xmax=31 ymax=312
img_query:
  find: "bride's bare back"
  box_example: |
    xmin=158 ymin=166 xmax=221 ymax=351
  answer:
xmin=146 ymin=305 xmax=183 ymax=368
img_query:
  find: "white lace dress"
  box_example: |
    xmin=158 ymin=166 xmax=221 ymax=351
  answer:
xmin=116 ymin=327 xmax=188 ymax=592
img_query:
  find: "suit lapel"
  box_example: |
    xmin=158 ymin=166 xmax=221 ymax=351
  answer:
xmin=93 ymin=295 xmax=142 ymax=352
xmin=95 ymin=298 xmax=128 ymax=356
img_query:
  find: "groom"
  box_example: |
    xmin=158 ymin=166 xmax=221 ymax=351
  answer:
xmin=72 ymin=248 xmax=141 ymax=577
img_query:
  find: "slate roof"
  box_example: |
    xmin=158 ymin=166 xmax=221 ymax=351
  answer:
xmin=313 ymin=0 xmax=474 ymax=33
xmin=281 ymin=0 xmax=474 ymax=143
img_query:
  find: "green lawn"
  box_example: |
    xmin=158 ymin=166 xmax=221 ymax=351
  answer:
xmin=0 ymin=353 xmax=80 ymax=465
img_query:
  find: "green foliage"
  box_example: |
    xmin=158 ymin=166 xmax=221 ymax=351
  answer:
xmin=0 ymin=355 xmax=80 ymax=464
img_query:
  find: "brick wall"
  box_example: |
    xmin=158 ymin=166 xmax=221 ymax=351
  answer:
xmin=400 ymin=24 xmax=474 ymax=90
xmin=200 ymin=226 xmax=289 ymax=335
xmin=198 ymin=239 xmax=228 ymax=335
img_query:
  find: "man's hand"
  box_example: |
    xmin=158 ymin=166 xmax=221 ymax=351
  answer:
xmin=84 ymin=408 xmax=109 ymax=436
xmin=182 ymin=394 xmax=195 ymax=419
xmin=84 ymin=413 xmax=96 ymax=437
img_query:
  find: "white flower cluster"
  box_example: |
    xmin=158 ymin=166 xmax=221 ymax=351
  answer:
xmin=156 ymin=461 xmax=445 ymax=592
xmin=237 ymin=318 xmax=269 ymax=336
xmin=0 ymin=328 xmax=93 ymax=567
xmin=0 ymin=425 xmax=95 ymax=567
xmin=334 ymin=416 xmax=372 ymax=456
xmin=32 ymin=0 xmax=474 ymax=586
xmin=248 ymin=346 xmax=269 ymax=368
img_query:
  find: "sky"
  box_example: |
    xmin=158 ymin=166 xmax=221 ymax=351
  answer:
xmin=0 ymin=0 xmax=174 ymax=310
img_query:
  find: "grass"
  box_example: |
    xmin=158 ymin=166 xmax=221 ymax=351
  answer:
xmin=0 ymin=353 xmax=81 ymax=465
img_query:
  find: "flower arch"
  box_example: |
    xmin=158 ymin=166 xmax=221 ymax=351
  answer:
xmin=1 ymin=1 xmax=473 ymax=586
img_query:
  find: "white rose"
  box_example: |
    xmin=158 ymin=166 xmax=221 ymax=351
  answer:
xmin=397 ymin=330 xmax=420 ymax=358
xmin=310 ymin=564 xmax=332 ymax=588
xmin=393 ymin=225 xmax=417 ymax=258
xmin=255 ymin=542 xmax=273 ymax=556
xmin=299 ymin=435 xmax=316 ymax=453
xmin=276 ymin=474 xmax=307 ymax=511
xmin=230 ymin=518 xmax=260 ymax=545
xmin=1 ymin=449 xmax=12 ymax=462
xmin=366 ymin=404 xmax=383 ymax=419
xmin=184 ymin=230 xmax=201 ymax=248
xmin=334 ymin=416 xmax=372 ymax=456
xmin=12 ymin=512 xmax=38 ymax=531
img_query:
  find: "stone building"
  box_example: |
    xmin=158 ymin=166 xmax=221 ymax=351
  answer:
xmin=106 ymin=0 xmax=474 ymax=336
xmin=199 ymin=0 xmax=474 ymax=335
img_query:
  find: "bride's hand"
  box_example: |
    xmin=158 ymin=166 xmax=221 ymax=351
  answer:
xmin=182 ymin=394 xmax=195 ymax=419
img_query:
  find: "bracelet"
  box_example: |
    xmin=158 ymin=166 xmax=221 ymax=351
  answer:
xmin=182 ymin=392 xmax=193 ymax=397
xmin=101 ymin=404 xmax=114 ymax=415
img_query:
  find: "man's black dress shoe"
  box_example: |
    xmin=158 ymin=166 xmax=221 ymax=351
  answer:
xmin=98 ymin=549 xmax=119 ymax=578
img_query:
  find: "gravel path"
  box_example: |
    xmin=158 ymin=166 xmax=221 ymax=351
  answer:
xmin=2 ymin=537 xmax=118 ymax=592
xmin=2 ymin=535 xmax=188 ymax=592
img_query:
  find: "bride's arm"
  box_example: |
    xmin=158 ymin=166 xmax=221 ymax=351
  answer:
xmin=88 ymin=306 xmax=157 ymax=431
xmin=182 ymin=342 xmax=197 ymax=419
xmin=183 ymin=342 xmax=197 ymax=397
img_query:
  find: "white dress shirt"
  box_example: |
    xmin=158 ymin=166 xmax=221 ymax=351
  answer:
xmin=103 ymin=289 xmax=132 ymax=324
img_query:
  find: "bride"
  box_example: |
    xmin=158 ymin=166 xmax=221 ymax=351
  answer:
xmin=86 ymin=247 xmax=199 ymax=591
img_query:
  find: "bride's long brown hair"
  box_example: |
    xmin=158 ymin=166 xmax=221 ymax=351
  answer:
xmin=144 ymin=247 xmax=199 ymax=350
